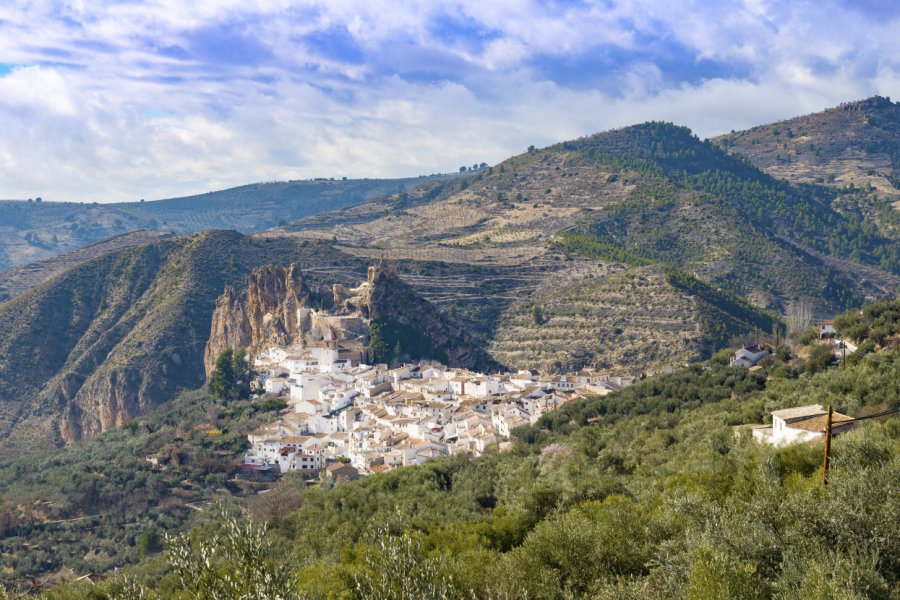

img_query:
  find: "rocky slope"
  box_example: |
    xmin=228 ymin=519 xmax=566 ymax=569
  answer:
xmin=714 ymin=96 xmax=900 ymax=236
xmin=362 ymin=263 xmax=501 ymax=371
xmin=0 ymin=230 xmax=172 ymax=303
xmin=204 ymin=262 xmax=500 ymax=375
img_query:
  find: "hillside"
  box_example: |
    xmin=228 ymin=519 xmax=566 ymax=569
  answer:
xmin=12 ymin=300 xmax=898 ymax=597
xmin=488 ymin=263 xmax=778 ymax=373
xmin=277 ymin=114 xmax=900 ymax=372
xmin=0 ymin=387 xmax=285 ymax=586
xmin=714 ymin=96 xmax=900 ymax=237
xmin=0 ymin=176 xmax=434 ymax=269
xmin=0 ymin=230 xmax=172 ymax=303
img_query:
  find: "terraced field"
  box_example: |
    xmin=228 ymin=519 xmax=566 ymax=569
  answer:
xmin=488 ymin=263 xmax=705 ymax=373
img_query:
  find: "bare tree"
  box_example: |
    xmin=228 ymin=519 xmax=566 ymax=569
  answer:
xmin=785 ymin=300 xmax=812 ymax=344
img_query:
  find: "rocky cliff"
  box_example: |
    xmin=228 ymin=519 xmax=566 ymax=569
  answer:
xmin=204 ymin=261 xmax=501 ymax=375
xmin=204 ymin=264 xmax=312 ymax=376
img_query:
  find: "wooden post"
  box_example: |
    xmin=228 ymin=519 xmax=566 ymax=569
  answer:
xmin=822 ymin=404 xmax=833 ymax=486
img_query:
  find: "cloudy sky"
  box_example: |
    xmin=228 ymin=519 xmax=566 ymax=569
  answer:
xmin=1 ymin=0 xmax=899 ymax=203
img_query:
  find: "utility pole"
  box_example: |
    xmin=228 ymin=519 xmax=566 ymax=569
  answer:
xmin=822 ymin=404 xmax=834 ymax=486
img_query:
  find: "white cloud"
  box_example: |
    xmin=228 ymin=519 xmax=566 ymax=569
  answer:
xmin=0 ymin=0 xmax=897 ymax=202
xmin=0 ymin=66 xmax=78 ymax=116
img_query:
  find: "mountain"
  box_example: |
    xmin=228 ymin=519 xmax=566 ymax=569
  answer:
xmin=714 ymin=96 xmax=900 ymax=237
xmin=282 ymin=118 xmax=900 ymax=331
xmin=0 ymin=176 xmax=437 ymax=269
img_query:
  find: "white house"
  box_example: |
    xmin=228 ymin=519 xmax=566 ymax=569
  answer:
xmin=295 ymin=397 xmax=327 ymax=415
xmin=264 ymin=376 xmax=289 ymax=395
xmin=731 ymin=345 xmax=771 ymax=368
xmin=753 ymin=404 xmax=855 ymax=446
xmin=509 ymin=370 xmax=538 ymax=388
xmin=468 ymin=377 xmax=501 ymax=397
xmin=307 ymin=414 xmax=339 ymax=434
xmin=818 ymin=320 xmax=836 ymax=339
xmin=290 ymin=373 xmax=331 ymax=403
xmin=276 ymin=450 xmax=325 ymax=473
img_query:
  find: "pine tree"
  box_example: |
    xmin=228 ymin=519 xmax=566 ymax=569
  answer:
xmin=369 ymin=320 xmax=390 ymax=364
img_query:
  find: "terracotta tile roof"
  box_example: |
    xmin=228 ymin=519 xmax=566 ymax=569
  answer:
xmin=788 ymin=412 xmax=855 ymax=433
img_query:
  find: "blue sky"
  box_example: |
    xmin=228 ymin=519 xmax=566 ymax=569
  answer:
xmin=0 ymin=0 xmax=898 ymax=203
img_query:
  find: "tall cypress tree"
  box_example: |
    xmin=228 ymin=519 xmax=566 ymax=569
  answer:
xmin=209 ymin=348 xmax=235 ymax=402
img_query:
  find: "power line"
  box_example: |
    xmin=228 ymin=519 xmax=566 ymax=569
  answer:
xmin=848 ymin=407 xmax=900 ymax=423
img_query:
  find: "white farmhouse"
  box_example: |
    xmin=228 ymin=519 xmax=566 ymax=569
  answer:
xmin=753 ymin=404 xmax=855 ymax=446
xmin=818 ymin=320 xmax=836 ymax=339
xmin=730 ymin=345 xmax=771 ymax=368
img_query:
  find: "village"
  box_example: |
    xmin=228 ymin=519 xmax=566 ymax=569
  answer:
xmin=240 ymin=340 xmax=636 ymax=481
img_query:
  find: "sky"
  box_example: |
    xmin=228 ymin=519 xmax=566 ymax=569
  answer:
xmin=1 ymin=1 xmax=899 ymax=203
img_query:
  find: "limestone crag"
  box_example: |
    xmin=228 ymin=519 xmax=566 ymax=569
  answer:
xmin=204 ymin=262 xmax=501 ymax=376
xmin=204 ymin=264 xmax=312 ymax=376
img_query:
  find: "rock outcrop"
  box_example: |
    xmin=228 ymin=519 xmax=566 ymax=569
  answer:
xmin=204 ymin=261 xmax=501 ymax=376
xmin=204 ymin=264 xmax=312 ymax=376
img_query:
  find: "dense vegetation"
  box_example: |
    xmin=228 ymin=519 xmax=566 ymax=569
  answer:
xmin=834 ymin=298 xmax=900 ymax=347
xmin=208 ymin=348 xmax=255 ymax=403
xmin=369 ymin=317 xmax=450 ymax=366
xmin=0 ymin=387 xmax=287 ymax=583
xmin=664 ymin=270 xmax=783 ymax=343
xmin=570 ymin=121 xmax=898 ymax=274
xmin=11 ymin=300 xmax=896 ymax=598
xmin=551 ymin=232 xmax=651 ymax=267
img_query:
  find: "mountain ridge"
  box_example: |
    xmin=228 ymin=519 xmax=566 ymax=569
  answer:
xmin=0 ymin=176 xmax=441 ymax=269
xmin=714 ymin=95 xmax=900 ymax=237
